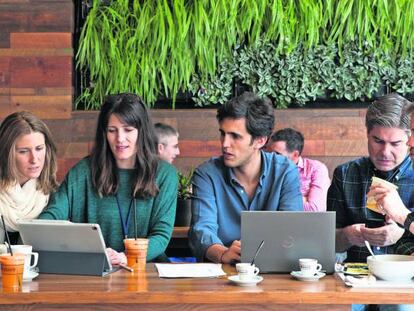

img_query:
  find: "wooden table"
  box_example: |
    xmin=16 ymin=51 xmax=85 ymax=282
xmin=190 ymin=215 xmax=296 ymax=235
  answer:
xmin=0 ymin=264 xmax=413 ymax=310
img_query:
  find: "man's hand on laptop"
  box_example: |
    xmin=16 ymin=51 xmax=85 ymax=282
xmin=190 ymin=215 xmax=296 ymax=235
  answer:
xmin=220 ymin=240 xmax=241 ymax=264
xmin=206 ymin=241 xmax=241 ymax=264
xmin=106 ymin=248 xmax=127 ymax=266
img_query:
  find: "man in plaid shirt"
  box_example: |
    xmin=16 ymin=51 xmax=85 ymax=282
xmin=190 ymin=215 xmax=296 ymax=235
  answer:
xmin=371 ymin=101 xmax=414 ymax=257
xmin=327 ymin=93 xmax=414 ymax=263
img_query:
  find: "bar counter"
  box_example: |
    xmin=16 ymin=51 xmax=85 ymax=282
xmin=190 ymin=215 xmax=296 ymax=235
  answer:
xmin=0 ymin=264 xmax=413 ymax=310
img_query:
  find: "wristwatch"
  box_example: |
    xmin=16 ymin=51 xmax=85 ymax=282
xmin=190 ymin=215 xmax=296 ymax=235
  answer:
xmin=403 ymin=212 xmax=414 ymax=231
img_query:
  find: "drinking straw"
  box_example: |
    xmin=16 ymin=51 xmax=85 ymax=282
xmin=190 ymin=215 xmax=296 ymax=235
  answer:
xmin=0 ymin=215 xmax=13 ymax=255
xmin=133 ymin=198 xmax=137 ymax=240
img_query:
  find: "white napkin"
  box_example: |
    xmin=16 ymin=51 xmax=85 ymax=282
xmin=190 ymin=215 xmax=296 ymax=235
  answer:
xmin=337 ymin=273 xmax=414 ymax=288
xmin=155 ymin=263 xmax=226 ymax=278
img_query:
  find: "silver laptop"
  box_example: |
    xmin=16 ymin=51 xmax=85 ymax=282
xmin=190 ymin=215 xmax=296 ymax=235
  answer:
xmin=241 ymin=211 xmax=336 ymax=274
xmin=18 ymin=219 xmax=117 ymax=276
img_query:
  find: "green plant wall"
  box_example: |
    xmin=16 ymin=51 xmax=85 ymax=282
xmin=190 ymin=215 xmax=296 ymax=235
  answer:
xmin=77 ymin=0 xmax=414 ymax=109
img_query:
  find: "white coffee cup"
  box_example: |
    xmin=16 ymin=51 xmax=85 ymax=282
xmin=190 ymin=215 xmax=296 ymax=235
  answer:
xmin=10 ymin=245 xmax=39 ymax=279
xmin=236 ymin=263 xmax=260 ymax=281
xmin=299 ymin=258 xmax=322 ymax=276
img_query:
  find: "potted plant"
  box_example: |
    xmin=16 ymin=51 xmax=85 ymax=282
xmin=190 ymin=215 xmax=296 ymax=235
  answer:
xmin=175 ymin=169 xmax=194 ymax=227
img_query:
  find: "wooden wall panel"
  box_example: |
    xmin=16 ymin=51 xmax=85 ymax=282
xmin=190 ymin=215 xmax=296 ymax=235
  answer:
xmin=325 ymin=140 xmax=368 ymax=156
xmin=10 ymin=57 xmax=71 ymax=88
xmin=0 ymin=57 xmax=10 ymax=87
xmin=10 ymin=32 xmax=72 ymax=49
xmin=8 ymin=87 xmax=71 ymax=96
xmin=174 ymin=157 xmax=211 ymax=173
xmin=0 ymin=2 xmax=73 ymax=34
xmin=56 ymin=142 xmax=89 ymax=158
xmin=0 ymin=0 xmax=73 ymax=119
xmin=179 ymin=140 xmax=222 ymax=157
xmin=0 ymin=0 xmax=30 ymax=3
xmin=0 ymin=49 xmax=72 ymax=57
xmin=0 ymin=95 xmax=13 ymax=115
xmin=11 ymin=95 xmax=71 ymax=118
xmin=56 ymin=157 xmax=80 ymax=182
xmin=276 ymin=117 xmax=366 ymax=140
xmin=153 ymin=109 xmax=219 ymax=140
xmin=301 ymin=140 xmax=325 ymax=156
xmin=0 ymin=11 xmax=30 ymax=43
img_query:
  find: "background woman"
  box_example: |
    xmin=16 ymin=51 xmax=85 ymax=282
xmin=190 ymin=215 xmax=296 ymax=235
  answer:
xmin=0 ymin=111 xmax=58 ymax=244
xmin=40 ymin=93 xmax=178 ymax=265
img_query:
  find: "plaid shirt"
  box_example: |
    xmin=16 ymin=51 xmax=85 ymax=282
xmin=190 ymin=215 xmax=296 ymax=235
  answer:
xmin=395 ymin=233 xmax=414 ymax=255
xmin=327 ymin=156 xmax=414 ymax=262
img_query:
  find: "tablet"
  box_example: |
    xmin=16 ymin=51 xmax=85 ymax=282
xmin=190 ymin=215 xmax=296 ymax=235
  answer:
xmin=18 ymin=219 xmax=116 ymax=276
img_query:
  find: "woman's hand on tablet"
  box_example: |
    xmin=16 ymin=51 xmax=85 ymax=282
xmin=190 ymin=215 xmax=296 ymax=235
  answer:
xmin=106 ymin=248 xmax=127 ymax=266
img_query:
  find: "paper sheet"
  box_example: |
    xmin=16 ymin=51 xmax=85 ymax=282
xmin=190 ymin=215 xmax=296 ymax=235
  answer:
xmin=155 ymin=263 xmax=226 ymax=278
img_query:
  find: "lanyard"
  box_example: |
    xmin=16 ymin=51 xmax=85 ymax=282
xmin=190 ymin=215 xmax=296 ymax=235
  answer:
xmin=115 ymin=195 xmax=135 ymax=239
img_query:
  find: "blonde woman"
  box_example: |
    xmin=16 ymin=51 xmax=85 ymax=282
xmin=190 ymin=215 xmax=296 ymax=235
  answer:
xmin=0 ymin=111 xmax=58 ymax=244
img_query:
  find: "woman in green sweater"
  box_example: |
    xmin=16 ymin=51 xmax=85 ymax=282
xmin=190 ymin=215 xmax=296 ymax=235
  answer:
xmin=39 ymin=93 xmax=178 ymax=265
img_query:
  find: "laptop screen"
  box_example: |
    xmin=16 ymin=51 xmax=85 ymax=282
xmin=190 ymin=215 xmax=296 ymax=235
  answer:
xmin=241 ymin=211 xmax=336 ymax=274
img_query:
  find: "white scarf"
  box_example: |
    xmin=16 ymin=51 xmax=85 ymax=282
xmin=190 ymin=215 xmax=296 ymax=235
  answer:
xmin=0 ymin=179 xmax=49 ymax=235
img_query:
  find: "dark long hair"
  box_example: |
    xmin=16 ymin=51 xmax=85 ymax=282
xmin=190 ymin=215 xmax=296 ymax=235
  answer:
xmin=90 ymin=93 xmax=159 ymax=198
xmin=0 ymin=111 xmax=58 ymax=194
xmin=217 ymin=92 xmax=274 ymax=141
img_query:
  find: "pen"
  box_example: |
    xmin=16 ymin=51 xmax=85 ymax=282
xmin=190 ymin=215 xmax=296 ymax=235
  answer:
xmin=119 ymin=264 xmax=134 ymax=272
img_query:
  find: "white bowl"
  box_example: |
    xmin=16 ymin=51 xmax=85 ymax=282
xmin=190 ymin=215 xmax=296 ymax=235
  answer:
xmin=367 ymin=255 xmax=414 ymax=282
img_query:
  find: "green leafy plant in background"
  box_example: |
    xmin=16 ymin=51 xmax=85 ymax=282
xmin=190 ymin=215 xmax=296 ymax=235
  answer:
xmin=77 ymin=0 xmax=414 ymax=109
xmin=177 ymin=169 xmax=194 ymax=200
xmin=77 ymin=0 xmax=272 ymax=109
xmin=190 ymin=41 xmax=337 ymax=108
xmin=187 ymin=55 xmax=235 ymax=107
xmin=328 ymin=42 xmax=384 ymax=101
xmin=393 ymin=57 xmax=414 ymax=94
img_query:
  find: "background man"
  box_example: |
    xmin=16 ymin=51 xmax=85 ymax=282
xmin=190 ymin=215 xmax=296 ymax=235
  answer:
xmin=189 ymin=92 xmax=303 ymax=263
xmin=372 ymin=101 xmax=414 ymax=255
xmin=267 ymin=128 xmax=330 ymax=211
xmin=154 ymin=123 xmax=180 ymax=164
xmin=328 ymin=93 xmax=414 ymax=263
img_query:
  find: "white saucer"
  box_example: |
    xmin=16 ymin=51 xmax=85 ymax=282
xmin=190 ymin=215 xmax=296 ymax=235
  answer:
xmin=23 ymin=270 xmax=39 ymax=282
xmin=290 ymin=271 xmax=326 ymax=282
xmin=228 ymin=275 xmax=263 ymax=286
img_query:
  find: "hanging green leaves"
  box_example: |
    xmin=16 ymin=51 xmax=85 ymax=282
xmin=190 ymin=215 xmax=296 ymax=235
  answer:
xmin=76 ymin=0 xmax=414 ymax=109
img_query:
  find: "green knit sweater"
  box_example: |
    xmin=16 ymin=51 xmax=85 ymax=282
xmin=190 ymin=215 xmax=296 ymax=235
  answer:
xmin=39 ymin=158 xmax=178 ymax=261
